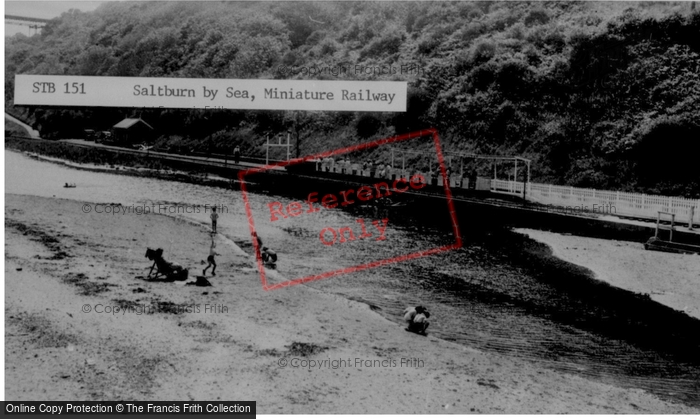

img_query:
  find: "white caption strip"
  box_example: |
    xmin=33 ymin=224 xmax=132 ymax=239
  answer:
xmin=14 ymin=75 xmax=407 ymax=112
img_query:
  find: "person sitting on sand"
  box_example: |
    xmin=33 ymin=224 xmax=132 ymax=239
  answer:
xmin=261 ymin=246 xmax=277 ymax=264
xmin=404 ymin=306 xmax=430 ymax=334
xmin=412 ymin=310 xmax=430 ymax=334
xmin=203 ymin=237 xmax=218 ymax=276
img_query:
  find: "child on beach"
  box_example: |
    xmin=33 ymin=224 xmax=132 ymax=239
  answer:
xmin=403 ymin=306 xmax=430 ymax=335
xmin=203 ymin=236 xmax=218 ymax=276
xmin=210 ymin=206 xmax=218 ymax=234
xmin=412 ymin=311 xmax=430 ymax=334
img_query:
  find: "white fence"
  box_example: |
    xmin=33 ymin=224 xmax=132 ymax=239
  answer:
xmin=492 ymin=179 xmax=700 ymax=226
xmin=316 ymin=163 xmax=700 ymax=225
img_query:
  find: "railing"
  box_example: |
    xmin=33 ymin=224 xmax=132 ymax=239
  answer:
xmin=15 ymin=137 xmax=699 ymax=226
xmin=491 ymin=179 xmax=524 ymax=196
xmin=316 ymin=163 xmax=700 ymax=225
xmin=494 ymin=180 xmax=700 ymax=226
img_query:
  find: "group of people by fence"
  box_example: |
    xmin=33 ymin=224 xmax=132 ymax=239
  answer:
xmin=318 ymin=158 xmax=482 ymax=189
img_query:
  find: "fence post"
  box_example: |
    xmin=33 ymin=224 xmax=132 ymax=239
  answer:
xmin=690 ymin=205 xmax=695 ymax=230
xmin=655 ymin=212 xmax=660 ymax=239
xmin=670 ymin=214 xmax=675 ymax=242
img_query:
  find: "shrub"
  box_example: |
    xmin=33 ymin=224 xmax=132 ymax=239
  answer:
xmin=406 ymin=9 xmax=418 ymax=32
xmin=472 ymin=40 xmax=496 ymax=64
xmin=319 ymin=39 xmax=339 ymax=56
xmin=510 ymin=22 xmax=526 ymax=40
xmin=417 ymin=36 xmax=442 ymax=55
xmin=281 ymin=50 xmax=302 ymax=66
xmin=457 ymin=3 xmax=479 ymax=19
xmin=496 ymin=59 xmax=531 ymax=94
xmin=392 ymin=87 xmax=432 ymax=133
xmin=360 ymin=32 xmax=404 ymax=59
xmin=305 ymin=30 xmax=327 ymax=46
xmin=470 ymin=62 xmax=497 ymax=91
xmin=355 ymin=113 xmax=382 ymax=138
xmin=458 ymin=22 xmax=487 ymax=44
xmin=631 ymin=115 xmax=700 ymax=193
xmin=544 ymin=31 xmax=566 ymax=52
xmin=524 ymin=8 xmax=550 ymax=26
xmin=489 ymin=8 xmax=522 ymax=31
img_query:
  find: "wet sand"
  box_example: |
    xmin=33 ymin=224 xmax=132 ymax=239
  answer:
xmin=5 ymin=193 xmax=698 ymax=413
xmin=515 ymin=229 xmax=700 ymax=320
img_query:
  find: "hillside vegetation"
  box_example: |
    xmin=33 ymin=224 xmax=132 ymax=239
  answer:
xmin=6 ymin=1 xmax=700 ymax=197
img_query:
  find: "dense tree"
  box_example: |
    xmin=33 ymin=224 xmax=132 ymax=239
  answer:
xmin=5 ymin=1 xmax=700 ymax=196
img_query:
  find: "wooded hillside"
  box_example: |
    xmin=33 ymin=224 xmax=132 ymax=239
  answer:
xmin=6 ymin=1 xmax=700 ymax=196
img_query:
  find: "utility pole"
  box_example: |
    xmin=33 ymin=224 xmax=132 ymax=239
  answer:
xmin=293 ymin=111 xmax=303 ymax=158
xmin=295 ymin=112 xmax=302 ymax=158
xmin=295 ymin=124 xmax=300 ymax=158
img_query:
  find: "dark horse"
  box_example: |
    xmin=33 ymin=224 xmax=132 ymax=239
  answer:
xmin=145 ymin=248 xmax=189 ymax=281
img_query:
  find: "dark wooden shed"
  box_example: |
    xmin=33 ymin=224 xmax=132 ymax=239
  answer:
xmin=112 ymin=118 xmax=154 ymax=145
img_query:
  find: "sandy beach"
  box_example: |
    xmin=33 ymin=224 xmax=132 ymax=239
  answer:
xmin=515 ymin=229 xmax=700 ymax=320
xmin=5 ymin=193 xmax=699 ymax=413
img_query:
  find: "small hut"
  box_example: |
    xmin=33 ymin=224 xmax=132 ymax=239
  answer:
xmin=112 ymin=118 xmax=154 ymax=145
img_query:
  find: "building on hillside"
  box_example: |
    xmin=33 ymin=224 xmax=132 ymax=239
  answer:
xmin=112 ymin=118 xmax=154 ymax=145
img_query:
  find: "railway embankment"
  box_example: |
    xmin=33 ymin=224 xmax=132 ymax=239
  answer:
xmin=7 ymin=135 xmax=700 ymax=247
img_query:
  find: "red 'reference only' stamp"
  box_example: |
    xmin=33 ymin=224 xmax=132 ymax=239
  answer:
xmin=239 ymin=128 xmax=462 ymax=291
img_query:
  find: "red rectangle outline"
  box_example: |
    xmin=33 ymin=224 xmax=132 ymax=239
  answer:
xmin=238 ymin=128 xmax=463 ymax=291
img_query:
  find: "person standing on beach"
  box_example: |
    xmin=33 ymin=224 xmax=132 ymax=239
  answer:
xmin=210 ymin=206 xmax=218 ymax=234
xmin=252 ymin=232 xmax=263 ymax=249
xmin=252 ymin=232 xmax=264 ymax=258
xmin=251 ymin=232 xmax=266 ymax=263
xmin=203 ymin=236 xmax=218 ymax=276
xmin=234 ymin=145 xmax=241 ymax=164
